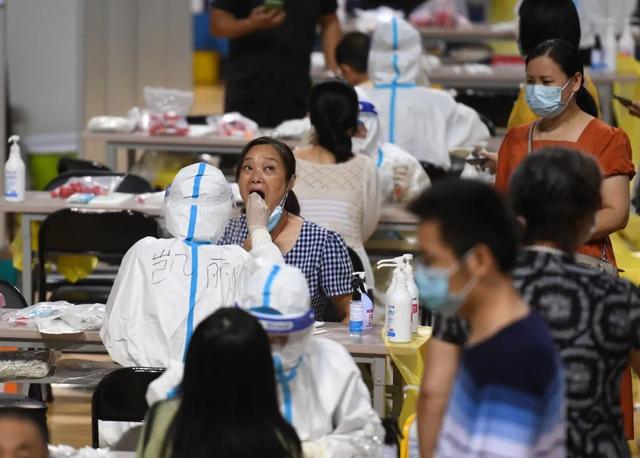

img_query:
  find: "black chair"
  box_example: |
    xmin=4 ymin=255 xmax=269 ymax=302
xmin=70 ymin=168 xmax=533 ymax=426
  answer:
xmin=0 ymin=280 xmax=28 ymax=308
xmin=37 ymin=209 xmax=159 ymax=303
xmin=57 ymin=157 xmax=111 ymax=174
xmin=91 ymin=367 xmax=165 ymax=448
xmin=45 ymin=171 xmax=153 ymax=194
xmin=347 ymin=246 xmax=365 ymax=274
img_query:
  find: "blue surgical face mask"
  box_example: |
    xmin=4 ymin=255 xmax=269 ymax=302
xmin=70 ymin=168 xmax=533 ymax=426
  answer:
xmin=414 ymin=255 xmax=477 ymax=318
xmin=267 ymin=191 xmax=289 ymax=232
xmin=525 ymin=79 xmax=574 ymax=118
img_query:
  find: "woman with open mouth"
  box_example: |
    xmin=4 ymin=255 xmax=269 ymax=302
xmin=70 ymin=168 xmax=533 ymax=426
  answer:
xmin=219 ymin=136 xmax=354 ymax=322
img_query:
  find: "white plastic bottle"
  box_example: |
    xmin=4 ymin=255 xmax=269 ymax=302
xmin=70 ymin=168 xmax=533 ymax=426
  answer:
xmin=619 ymin=22 xmax=635 ymax=58
xmin=5 ymin=135 xmax=25 ymax=202
xmin=383 ymin=268 xmax=399 ymax=330
xmin=403 ymin=255 xmax=419 ymax=334
xmin=602 ymin=18 xmax=617 ymax=73
xmin=386 ymin=269 xmax=412 ymax=343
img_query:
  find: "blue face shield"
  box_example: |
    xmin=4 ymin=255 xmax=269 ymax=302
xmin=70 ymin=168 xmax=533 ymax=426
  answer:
xmin=414 ymin=252 xmax=477 ymax=318
xmin=525 ymin=79 xmax=574 ymax=119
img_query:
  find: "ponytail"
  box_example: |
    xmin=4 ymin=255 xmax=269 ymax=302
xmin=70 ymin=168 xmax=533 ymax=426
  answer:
xmin=284 ymin=191 xmax=300 ymax=216
xmin=315 ymin=123 xmax=353 ymax=163
xmin=309 ymin=80 xmax=359 ymax=164
xmin=576 ymin=85 xmax=598 ymax=118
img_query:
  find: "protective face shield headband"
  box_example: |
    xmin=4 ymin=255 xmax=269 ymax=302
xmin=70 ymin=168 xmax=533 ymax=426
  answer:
xmin=414 ymin=249 xmax=478 ymax=318
xmin=525 ymin=79 xmax=575 ymax=119
xmin=250 ymin=308 xmax=315 ymax=333
xmin=243 ymin=264 xmax=314 ymax=331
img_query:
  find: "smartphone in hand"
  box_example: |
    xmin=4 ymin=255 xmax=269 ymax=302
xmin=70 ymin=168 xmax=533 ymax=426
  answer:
xmin=613 ymin=94 xmax=634 ymax=108
xmin=264 ymin=0 xmax=284 ymax=11
xmin=465 ymin=157 xmax=488 ymax=166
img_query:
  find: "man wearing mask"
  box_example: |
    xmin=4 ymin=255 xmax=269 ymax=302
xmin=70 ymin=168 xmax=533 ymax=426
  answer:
xmin=410 ymin=179 xmax=565 ymax=457
xmin=210 ymin=0 xmax=342 ymax=127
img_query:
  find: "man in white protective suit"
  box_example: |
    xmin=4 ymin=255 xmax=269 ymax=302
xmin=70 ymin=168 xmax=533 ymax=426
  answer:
xmin=363 ymin=16 xmax=489 ymax=169
xmin=102 ymin=162 xmax=283 ymax=368
xmin=241 ymin=262 xmax=384 ymax=458
xmin=352 ymin=99 xmax=430 ymax=203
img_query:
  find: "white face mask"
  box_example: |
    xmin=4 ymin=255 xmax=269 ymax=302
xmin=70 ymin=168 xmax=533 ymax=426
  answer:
xmin=525 ymin=79 xmax=574 ymax=118
xmin=270 ymin=329 xmax=310 ymax=370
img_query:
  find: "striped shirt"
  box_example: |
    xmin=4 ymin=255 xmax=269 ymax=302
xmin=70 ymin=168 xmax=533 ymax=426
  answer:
xmin=436 ymin=312 xmax=565 ymax=457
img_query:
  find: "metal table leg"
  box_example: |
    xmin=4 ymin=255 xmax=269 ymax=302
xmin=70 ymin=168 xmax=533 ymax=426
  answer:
xmin=21 ymin=214 xmax=33 ymax=304
xmin=372 ymin=355 xmax=387 ymax=416
xmin=106 ymin=143 xmax=117 ymax=171
xmin=598 ymin=82 xmax=613 ymax=125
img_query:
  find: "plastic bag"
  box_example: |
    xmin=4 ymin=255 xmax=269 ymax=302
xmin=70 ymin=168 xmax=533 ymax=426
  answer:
xmin=409 ymin=0 xmax=470 ymax=28
xmin=49 ymin=176 xmax=124 ymax=199
xmin=86 ymin=116 xmax=136 ymax=133
xmin=143 ymin=86 xmax=193 ymax=136
xmin=143 ymin=87 xmax=193 ymax=116
xmin=49 ymin=445 xmax=114 ymax=458
xmin=0 ymin=350 xmax=55 ymax=379
xmin=2 ymin=302 xmax=68 ymax=325
xmin=148 ymin=111 xmax=189 ymax=136
xmin=272 ymin=117 xmax=312 ymax=139
xmin=1 ymin=302 xmax=106 ymax=334
xmin=207 ymin=112 xmax=259 ymax=139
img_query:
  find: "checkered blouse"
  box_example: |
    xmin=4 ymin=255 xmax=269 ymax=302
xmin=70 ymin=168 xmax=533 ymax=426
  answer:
xmin=219 ymin=216 xmax=353 ymax=321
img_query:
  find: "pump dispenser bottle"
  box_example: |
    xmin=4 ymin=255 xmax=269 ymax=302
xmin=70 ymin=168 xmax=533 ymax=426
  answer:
xmin=5 ymin=135 xmax=25 ymax=202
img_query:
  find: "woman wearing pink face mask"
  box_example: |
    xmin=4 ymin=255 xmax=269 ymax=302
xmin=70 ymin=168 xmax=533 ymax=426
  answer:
xmin=495 ymin=39 xmax=634 ymax=270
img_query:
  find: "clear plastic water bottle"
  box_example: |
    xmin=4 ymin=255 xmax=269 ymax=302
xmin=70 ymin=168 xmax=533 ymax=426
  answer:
xmin=349 ymin=276 xmax=364 ymax=338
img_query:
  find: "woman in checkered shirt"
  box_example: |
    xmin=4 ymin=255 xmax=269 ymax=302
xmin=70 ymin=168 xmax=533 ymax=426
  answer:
xmin=219 ymin=137 xmax=353 ymax=322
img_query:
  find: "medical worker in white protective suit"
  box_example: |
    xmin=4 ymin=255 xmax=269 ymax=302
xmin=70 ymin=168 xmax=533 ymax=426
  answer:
xmin=363 ymin=16 xmax=489 ymax=169
xmin=147 ymin=261 xmax=384 ymax=457
xmin=100 ymin=163 xmax=283 ymax=447
xmin=353 ymin=99 xmax=430 ymax=203
xmin=102 ymin=163 xmax=283 ymax=368
xmin=242 ymin=262 xmax=384 ymax=458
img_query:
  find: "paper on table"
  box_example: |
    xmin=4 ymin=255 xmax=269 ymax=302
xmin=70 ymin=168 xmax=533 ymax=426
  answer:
xmin=88 ymin=192 xmax=134 ymax=206
xmin=188 ymin=125 xmax=216 ymax=137
xmin=137 ymin=191 xmax=165 ymax=205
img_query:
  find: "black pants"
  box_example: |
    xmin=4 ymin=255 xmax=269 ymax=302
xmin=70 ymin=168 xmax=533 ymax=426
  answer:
xmin=224 ymin=89 xmax=307 ymax=128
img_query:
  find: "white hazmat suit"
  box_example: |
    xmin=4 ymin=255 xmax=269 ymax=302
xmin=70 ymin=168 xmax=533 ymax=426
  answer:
xmin=363 ymin=16 xmax=489 ymax=169
xmin=353 ymin=99 xmax=430 ymax=203
xmin=242 ymin=262 xmax=384 ymax=458
xmin=102 ymin=163 xmax=282 ymax=368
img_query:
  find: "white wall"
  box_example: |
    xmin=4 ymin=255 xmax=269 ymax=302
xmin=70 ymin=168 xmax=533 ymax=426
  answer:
xmin=6 ymin=0 xmax=81 ymax=138
xmin=5 ymin=0 xmax=191 ymax=163
xmin=83 ymin=0 xmax=192 ymax=164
